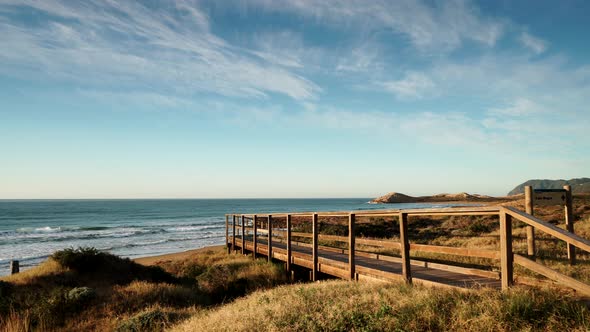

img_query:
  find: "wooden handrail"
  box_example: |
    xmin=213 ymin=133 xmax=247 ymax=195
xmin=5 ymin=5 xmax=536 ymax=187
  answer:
xmin=279 ymin=231 xmax=403 ymax=249
xmin=514 ymin=254 xmax=590 ymax=296
xmin=226 ymin=206 xmax=500 ymax=219
xmin=410 ymin=243 xmax=500 ymax=260
xmin=503 ymin=206 xmax=590 ymax=254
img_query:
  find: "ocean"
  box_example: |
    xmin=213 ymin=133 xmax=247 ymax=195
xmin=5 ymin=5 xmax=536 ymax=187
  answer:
xmin=0 ymin=198 xmax=457 ymax=276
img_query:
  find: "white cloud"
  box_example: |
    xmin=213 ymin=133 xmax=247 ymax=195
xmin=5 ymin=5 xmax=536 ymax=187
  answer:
xmin=0 ymin=0 xmax=319 ymax=101
xmin=487 ymin=98 xmax=545 ymax=117
xmin=79 ymin=90 xmax=196 ymax=109
xmin=249 ymin=30 xmax=305 ymax=68
xmin=379 ymin=72 xmax=435 ymax=100
xmin=520 ymin=31 xmax=548 ymax=54
xmin=336 ymin=43 xmax=383 ymax=73
xmin=248 ymin=0 xmax=504 ymax=52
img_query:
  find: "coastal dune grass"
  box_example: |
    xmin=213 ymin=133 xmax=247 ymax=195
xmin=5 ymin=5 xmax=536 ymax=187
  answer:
xmin=0 ymin=247 xmax=286 ymax=331
xmin=173 ymin=280 xmax=590 ymax=332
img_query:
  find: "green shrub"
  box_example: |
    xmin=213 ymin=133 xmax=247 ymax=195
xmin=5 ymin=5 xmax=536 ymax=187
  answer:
xmin=66 ymin=286 xmax=96 ymax=306
xmin=116 ymin=309 xmax=180 ymax=332
xmin=31 ymin=287 xmax=69 ymax=327
xmin=51 ymin=247 xmax=177 ymax=285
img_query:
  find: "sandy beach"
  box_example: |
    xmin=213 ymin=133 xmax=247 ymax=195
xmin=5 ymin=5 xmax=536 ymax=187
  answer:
xmin=133 ymin=245 xmax=225 ymax=266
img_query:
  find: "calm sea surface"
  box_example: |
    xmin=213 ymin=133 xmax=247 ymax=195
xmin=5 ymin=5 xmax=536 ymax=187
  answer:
xmin=0 ymin=199 xmax=459 ymax=276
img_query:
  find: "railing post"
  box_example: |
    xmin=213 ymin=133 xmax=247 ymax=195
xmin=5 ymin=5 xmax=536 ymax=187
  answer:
xmin=253 ymin=215 xmax=258 ymax=259
xmin=349 ymin=213 xmax=356 ymax=280
xmin=10 ymin=260 xmax=19 ymax=275
xmin=268 ymin=215 xmax=273 ymax=262
xmin=232 ymin=215 xmax=236 ymax=253
xmin=524 ymin=186 xmax=536 ymax=258
xmin=225 ymin=215 xmax=230 ymax=254
xmin=399 ymin=212 xmax=411 ymax=283
xmin=286 ymin=214 xmax=292 ymax=277
xmin=241 ymin=215 xmax=246 ymax=255
xmin=312 ymin=213 xmax=318 ymax=281
xmin=564 ymin=185 xmax=576 ymax=265
xmin=500 ymin=210 xmax=514 ymax=290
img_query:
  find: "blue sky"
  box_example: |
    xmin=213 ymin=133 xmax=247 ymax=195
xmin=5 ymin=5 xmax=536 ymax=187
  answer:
xmin=1 ymin=0 xmax=589 ymax=199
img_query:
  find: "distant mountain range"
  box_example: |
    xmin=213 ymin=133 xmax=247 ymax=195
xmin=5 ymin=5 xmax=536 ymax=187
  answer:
xmin=507 ymin=178 xmax=590 ymax=196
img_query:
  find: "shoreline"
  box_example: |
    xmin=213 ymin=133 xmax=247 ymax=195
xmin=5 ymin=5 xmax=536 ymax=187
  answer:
xmin=133 ymin=244 xmax=225 ymax=266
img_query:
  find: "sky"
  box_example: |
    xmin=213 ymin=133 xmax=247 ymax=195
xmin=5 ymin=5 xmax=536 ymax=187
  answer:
xmin=0 ymin=0 xmax=589 ymax=199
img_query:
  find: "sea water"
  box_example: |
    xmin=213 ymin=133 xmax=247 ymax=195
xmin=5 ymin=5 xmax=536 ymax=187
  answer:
xmin=0 ymin=198 xmax=459 ymax=276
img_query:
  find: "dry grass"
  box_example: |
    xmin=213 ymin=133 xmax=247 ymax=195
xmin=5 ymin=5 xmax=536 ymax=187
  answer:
xmin=1 ymin=259 xmax=64 ymax=285
xmin=0 ymin=247 xmax=286 ymax=331
xmin=172 ymin=280 xmax=590 ymax=332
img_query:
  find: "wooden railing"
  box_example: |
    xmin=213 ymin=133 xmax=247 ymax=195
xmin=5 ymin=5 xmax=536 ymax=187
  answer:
xmin=225 ymin=205 xmax=590 ymax=296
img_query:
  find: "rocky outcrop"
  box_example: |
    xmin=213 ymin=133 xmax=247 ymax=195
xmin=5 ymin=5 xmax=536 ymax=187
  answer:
xmin=370 ymin=192 xmax=416 ymax=203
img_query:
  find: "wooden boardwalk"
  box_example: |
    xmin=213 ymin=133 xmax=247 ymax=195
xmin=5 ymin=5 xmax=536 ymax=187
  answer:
xmin=225 ymin=205 xmax=590 ymax=296
xmin=234 ymin=238 xmax=501 ymax=290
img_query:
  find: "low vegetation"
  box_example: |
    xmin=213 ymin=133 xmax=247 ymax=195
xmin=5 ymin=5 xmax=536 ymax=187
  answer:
xmin=173 ymin=280 xmax=590 ymax=332
xmin=0 ymin=247 xmax=286 ymax=331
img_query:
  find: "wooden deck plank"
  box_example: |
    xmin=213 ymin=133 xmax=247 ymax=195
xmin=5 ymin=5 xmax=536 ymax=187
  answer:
xmin=237 ymin=238 xmax=501 ymax=290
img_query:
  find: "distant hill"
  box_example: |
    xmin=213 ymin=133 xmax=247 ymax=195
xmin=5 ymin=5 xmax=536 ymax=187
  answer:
xmin=370 ymin=192 xmax=500 ymax=204
xmin=507 ymin=178 xmax=590 ymax=196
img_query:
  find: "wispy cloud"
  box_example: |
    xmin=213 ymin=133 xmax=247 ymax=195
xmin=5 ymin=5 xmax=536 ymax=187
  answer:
xmin=487 ymin=98 xmax=546 ymax=117
xmin=248 ymin=0 xmax=504 ymax=52
xmin=79 ymin=90 xmax=196 ymax=110
xmin=379 ymin=72 xmax=436 ymax=100
xmin=0 ymin=0 xmax=319 ymax=101
xmin=336 ymin=42 xmax=383 ymax=73
xmin=520 ymin=31 xmax=548 ymax=54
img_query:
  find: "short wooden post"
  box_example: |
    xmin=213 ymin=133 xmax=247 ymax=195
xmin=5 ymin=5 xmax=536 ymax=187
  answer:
xmin=312 ymin=213 xmax=319 ymax=282
xmin=10 ymin=260 xmax=19 ymax=275
xmin=524 ymin=186 xmax=536 ymax=258
xmin=267 ymin=215 xmax=273 ymax=262
xmin=253 ymin=215 xmax=258 ymax=258
xmin=500 ymin=211 xmax=514 ymax=290
xmin=399 ymin=212 xmax=411 ymax=283
xmin=286 ymin=214 xmax=292 ymax=276
xmin=241 ymin=215 xmax=246 ymax=255
xmin=232 ymin=215 xmax=236 ymax=253
xmin=564 ymin=185 xmax=576 ymax=265
xmin=225 ymin=215 xmax=230 ymax=254
xmin=349 ymin=213 xmax=356 ymax=280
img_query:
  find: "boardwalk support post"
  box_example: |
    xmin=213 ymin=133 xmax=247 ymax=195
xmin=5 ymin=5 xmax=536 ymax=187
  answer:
xmin=349 ymin=213 xmax=356 ymax=280
xmin=241 ymin=215 xmax=246 ymax=255
xmin=268 ymin=215 xmax=273 ymax=262
xmin=500 ymin=210 xmax=514 ymax=290
xmin=253 ymin=215 xmax=258 ymax=258
xmin=286 ymin=214 xmax=292 ymax=279
xmin=10 ymin=260 xmax=19 ymax=275
xmin=564 ymin=185 xmax=576 ymax=265
xmin=232 ymin=215 xmax=236 ymax=253
xmin=525 ymin=186 xmax=536 ymax=258
xmin=225 ymin=215 xmax=230 ymax=254
xmin=399 ymin=212 xmax=411 ymax=283
xmin=312 ymin=213 xmax=319 ymax=281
